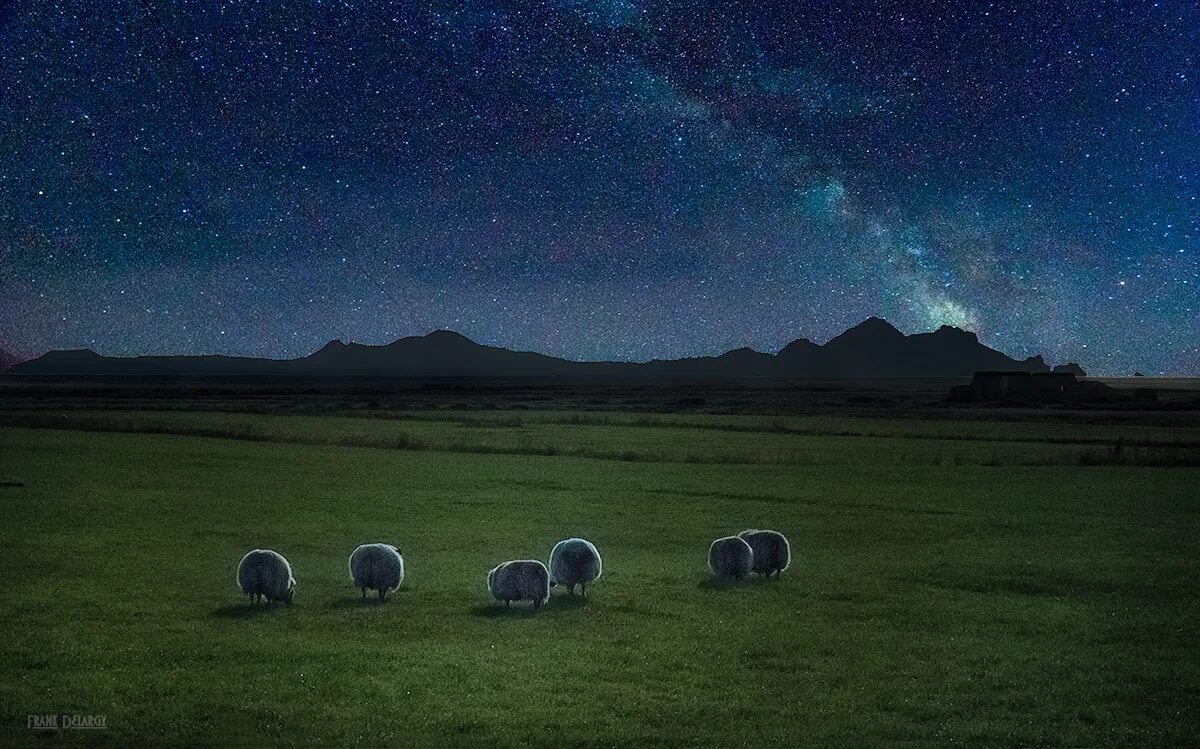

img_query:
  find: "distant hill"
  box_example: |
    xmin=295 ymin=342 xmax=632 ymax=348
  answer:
xmin=0 ymin=347 xmax=22 ymax=373
xmin=1053 ymin=362 xmax=1087 ymax=376
xmin=776 ymin=318 xmax=1053 ymax=377
xmin=5 ymin=319 xmax=1060 ymax=379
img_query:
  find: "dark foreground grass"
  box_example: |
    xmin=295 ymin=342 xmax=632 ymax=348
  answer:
xmin=0 ymin=424 xmax=1197 ymax=746
xmin=6 ymin=408 xmax=1200 ymax=466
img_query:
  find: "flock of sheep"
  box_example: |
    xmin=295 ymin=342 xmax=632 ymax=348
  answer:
xmin=236 ymin=529 xmax=789 ymax=609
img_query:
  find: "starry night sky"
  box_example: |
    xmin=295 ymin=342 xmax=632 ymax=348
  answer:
xmin=1 ymin=1 xmax=1197 ymax=374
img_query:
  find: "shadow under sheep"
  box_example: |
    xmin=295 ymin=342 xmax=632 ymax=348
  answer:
xmin=214 ymin=587 xmax=417 ymax=617
xmin=212 ymin=602 xmax=293 ymax=619
xmin=696 ymin=575 xmax=785 ymax=591
xmin=326 ymin=588 xmax=412 ymax=609
xmin=469 ymin=593 xmax=590 ymax=617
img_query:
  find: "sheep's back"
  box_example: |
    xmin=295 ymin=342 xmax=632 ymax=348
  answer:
xmin=488 ymin=560 xmax=549 ymax=603
xmin=549 ymin=538 xmax=602 ymax=585
xmin=237 ymin=549 xmax=294 ymax=599
xmin=737 ymin=530 xmax=790 ymax=573
xmin=349 ymin=543 xmax=404 ymax=590
xmin=708 ymin=536 xmax=754 ymax=579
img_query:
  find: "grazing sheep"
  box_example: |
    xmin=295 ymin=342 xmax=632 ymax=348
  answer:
xmin=737 ymin=529 xmax=790 ymax=578
xmin=548 ymin=537 xmax=602 ymax=598
xmin=237 ymin=549 xmax=295 ymax=604
xmin=348 ymin=543 xmax=405 ymax=601
xmin=708 ymin=536 xmax=754 ymax=581
xmin=487 ymin=560 xmax=550 ymax=609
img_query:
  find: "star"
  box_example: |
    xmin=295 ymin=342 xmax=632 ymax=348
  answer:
xmin=0 ymin=0 xmax=1196 ymax=375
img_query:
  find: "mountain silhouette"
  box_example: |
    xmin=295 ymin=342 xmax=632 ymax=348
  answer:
xmin=1053 ymin=362 xmax=1087 ymax=376
xmin=6 ymin=319 xmax=1059 ymax=379
xmin=294 ymin=331 xmax=598 ymax=377
xmin=0 ymin=347 xmax=21 ymax=373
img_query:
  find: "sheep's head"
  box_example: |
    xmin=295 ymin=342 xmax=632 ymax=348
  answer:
xmin=282 ymin=586 xmax=295 ymax=604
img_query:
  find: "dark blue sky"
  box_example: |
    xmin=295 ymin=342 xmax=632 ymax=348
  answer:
xmin=1 ymin=0 xmax=1197 ymax=374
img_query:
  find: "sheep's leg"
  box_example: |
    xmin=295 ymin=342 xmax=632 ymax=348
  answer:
xmin=378 ymin=587 xmax=386 ymax=601
xmin=533 ymin=597 xmax=542 ymax=611
xmin=361 ymin=588 xmax=366 ymax=599
xmin=568 ymin=583 xmax=576 ymax=596
xmin=581 ymin=583 xmax=587 ymax=599
xmin=505 ymin=599 xmax=510 ymax=607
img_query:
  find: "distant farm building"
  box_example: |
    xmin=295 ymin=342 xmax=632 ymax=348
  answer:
xmin=950 ymin=371 xmax=1133 ymax=403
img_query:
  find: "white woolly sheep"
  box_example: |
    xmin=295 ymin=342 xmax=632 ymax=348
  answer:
xmin=708 ymin=536 xmax=754 ymax=581
xmin=548 ymin=537 xmax=602 ymax=598
xmin=487 ymin=559 xmax=550 ymax=609
xmin=737 ymin=529 xmax=790 ymax=578
xmin=349 ymin=543 xmax=405 ymax=600
xmin=237 ymin=549 xmax=295 ymax=604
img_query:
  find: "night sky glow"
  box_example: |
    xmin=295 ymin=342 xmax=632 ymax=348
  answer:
xmin=1 ymin=1 xmax=1197 ymax=374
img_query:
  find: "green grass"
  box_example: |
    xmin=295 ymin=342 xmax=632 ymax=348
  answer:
xmin=5 ymin=408 xmax=1200 ymax=466
xmin=0 ymin=415 xmax=1198 ymax=746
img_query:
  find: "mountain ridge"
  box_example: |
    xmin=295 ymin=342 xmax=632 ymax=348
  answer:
xmin=5 ymin=319 xmax=1072 ymax=378
xmin=0 ymin=346 xmax=22 ymax=373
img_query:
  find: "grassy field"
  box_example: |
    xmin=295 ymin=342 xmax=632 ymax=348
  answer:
xmin=0 ymin=409 xmax=1198 ymax=745
xmin=5 ymin=408 xmax=1200 ymax=466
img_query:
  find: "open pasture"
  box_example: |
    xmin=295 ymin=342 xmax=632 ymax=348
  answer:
xmin=0 ymin=408 xmax=1197 ymax=745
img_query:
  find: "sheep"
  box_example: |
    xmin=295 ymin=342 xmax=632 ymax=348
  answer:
xmin=737 ymin=529 xmax=790 ymax=578
xmin=487 ymin=560 xmax=550 ymax=609
xmin=548 ymin=537 xmax=602 ymax=598
xmin=708 ymin=536 xmax=754 ymax=581
xmin=348 ymin=543 xmax=405 ymax=600
xmin=237 ymin=549 xmax=295 ymax=604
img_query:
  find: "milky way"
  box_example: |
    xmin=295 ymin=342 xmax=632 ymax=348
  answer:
xmin=1 ymin=1 xmax=1197 ymax=374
